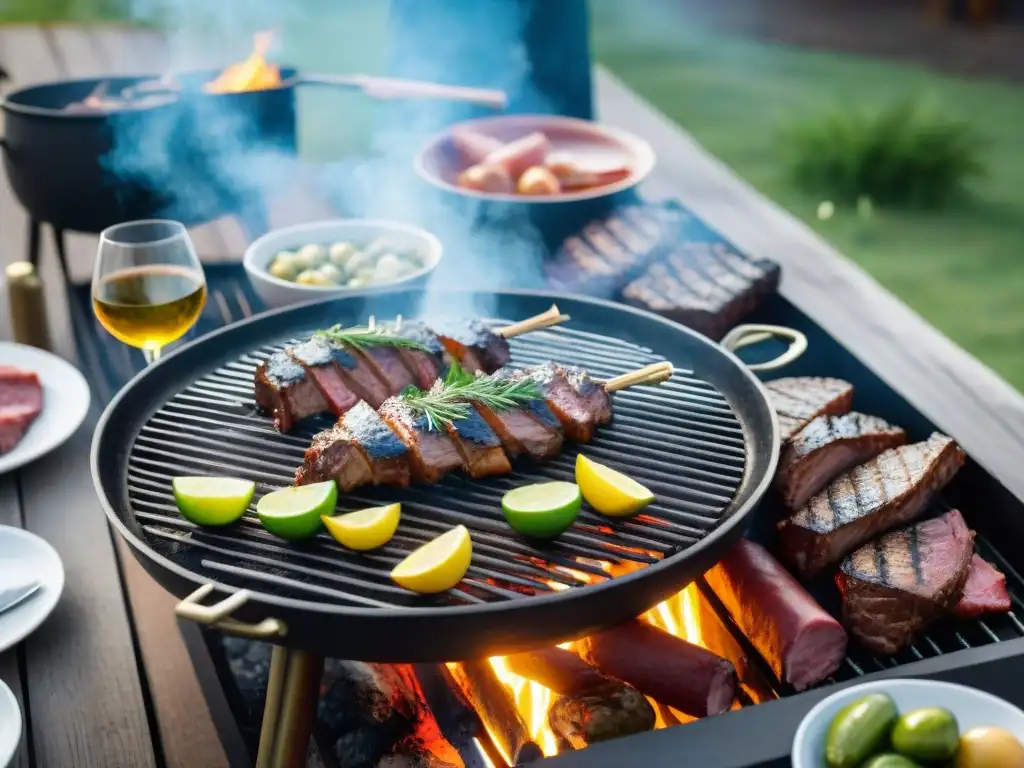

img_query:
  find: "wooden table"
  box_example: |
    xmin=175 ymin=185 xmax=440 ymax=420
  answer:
xmin=3 ymin=24 xmax=1024 ymax=768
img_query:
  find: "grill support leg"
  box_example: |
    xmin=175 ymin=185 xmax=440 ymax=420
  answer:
xmin=255 ymin=646 xmax=324 ymax=768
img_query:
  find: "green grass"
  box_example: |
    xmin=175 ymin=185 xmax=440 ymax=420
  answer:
xmin=7 ymin=0 xmax=1024 ymax=388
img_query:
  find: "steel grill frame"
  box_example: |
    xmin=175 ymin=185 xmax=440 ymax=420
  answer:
xmin=92 ymin=290 xmax=780 ymax=661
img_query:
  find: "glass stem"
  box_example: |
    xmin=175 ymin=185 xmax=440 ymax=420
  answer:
xmin=142 ymin=346 xmax=162 ymax=367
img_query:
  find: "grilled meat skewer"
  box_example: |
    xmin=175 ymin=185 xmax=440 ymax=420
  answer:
xmin=255 ymin=305 xmax=570 ymax=433
xmin=295 ymin=361 xmax=672 ymax=491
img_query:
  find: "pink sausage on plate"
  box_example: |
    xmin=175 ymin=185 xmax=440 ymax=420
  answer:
xmin=482 ymin=131 xmax=552 ymax=179
xmin=451 ymin=130 xmax=505 ymax=165
xmin=704 ymin=539 xmax=847 ymax=691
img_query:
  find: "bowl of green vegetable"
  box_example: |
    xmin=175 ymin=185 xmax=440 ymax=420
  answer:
xmin=793 ymin=679 xmax=1024 ymax=768
xmin=243 ymin=219 xmax=443 ymax=309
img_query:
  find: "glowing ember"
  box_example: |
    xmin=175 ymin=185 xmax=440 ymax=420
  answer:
xmin=204 ymin=31 xmax=282 ymax=94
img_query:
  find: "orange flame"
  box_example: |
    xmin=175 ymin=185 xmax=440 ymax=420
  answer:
xmin=204 ymin=31 xmax=282 ymax=94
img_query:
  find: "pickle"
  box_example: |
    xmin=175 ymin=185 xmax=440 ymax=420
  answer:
xmin=891 ymin=707 xmax=959 ymax=762
xmin=862 ymin=755 xmax=921 ymax=768
xmin=824 ymin=693 xmax=899 ymax=768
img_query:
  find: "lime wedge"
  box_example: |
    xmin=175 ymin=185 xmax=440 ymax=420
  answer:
xmin=322 ymin=503 xmax=401 ymax=551
xmin=502 ymin=481 xmax=582 ymax=539
xmin=256 ymin=481 xmax=337 ymax=540
xmin=391 ymin=525 xmax=472 ymax=594
xmin=172 ymin=476 xmax=255 ymax=526
xmin=576 ymin=454 xmax=653 ymax=517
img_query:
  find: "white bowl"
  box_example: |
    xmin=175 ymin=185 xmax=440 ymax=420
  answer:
xmin=243 ymin=219 xmax=443 ymax=309
xmin=793 ymin=678 xmax=1024 ymax=768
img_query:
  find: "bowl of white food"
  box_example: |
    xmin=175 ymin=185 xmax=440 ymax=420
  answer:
xmin=243 ymin=219 xmax=443 ymax=309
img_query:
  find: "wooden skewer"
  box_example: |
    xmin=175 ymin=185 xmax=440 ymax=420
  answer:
xmin=603 ymin=362 xmax=674 ymax=393
xmin=495 ymin=304 xmax=570 ymax=339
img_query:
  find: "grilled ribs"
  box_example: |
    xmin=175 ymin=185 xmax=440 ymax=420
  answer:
xmin=764 ymin=377 xmax=854 ymax=443
xmin=776 ymin=433 xmax=965 ymax=580
xmin=837 ymin=509 xmax=974 ymax=655
xmin=777 ymin=412 xmax=908 ymax=509
xmin=255 ymin=318 xmax=513 ymax=433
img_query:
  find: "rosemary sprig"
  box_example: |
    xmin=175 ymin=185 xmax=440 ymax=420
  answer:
xmin=400 ymin=362 xmax=542 ymax=431
xmin=314 ymin=324 xmax=428 ymax=352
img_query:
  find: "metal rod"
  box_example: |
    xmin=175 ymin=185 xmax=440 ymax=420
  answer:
xmin=255 ymin=645 xmax=289 ymax=768
xmin=289 ymin=72 xmax=508 ymax=109
xmin=270 ymin=649 xmax=324 ymax=768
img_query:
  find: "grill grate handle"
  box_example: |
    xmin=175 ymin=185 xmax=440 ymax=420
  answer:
xmin=175 ymin=584 xmax=288 ymax=639
xmin=720 ymin=324 xmax=808 ymax=372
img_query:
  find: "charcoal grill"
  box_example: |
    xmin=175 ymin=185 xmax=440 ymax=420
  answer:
xmin=90 ymin=289 xmax=801 ymax=663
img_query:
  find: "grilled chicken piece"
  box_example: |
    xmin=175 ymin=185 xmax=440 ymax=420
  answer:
xmin=342 ymin=402 xmax=411 ymax=487
xmin=776 ymin=433 xmax=966 ymax=580
xmin=294 ymin=422 xmax=374 ymax=491
xmin=765 ymin=377 xmax=854 ymax=443
xmin=473 ymin=399 xmax=564 ymax=460
xmin=837 ymin=509 xmax=973 ymax=655
xmin=777 ymin=413 xmax=908 ymax=509
xmin=432 ymin=318 xmax=511 ymax=373
xmin=392 ymin=320 xmax=448 ymax=390
xmin=286 ymin=338 xmax=360 ymax=417
xmin=954 ymin=555 xmax=1011 ymax=619
xmin=428 ymin=382 xmax=511 ymax=479
xmin=504 ymin=363 xmax=611 ymax=442
xmin=378 ymin=397 xmax=464 ymax=484
xmin=254 ymin=352 xmax=327 ymax=433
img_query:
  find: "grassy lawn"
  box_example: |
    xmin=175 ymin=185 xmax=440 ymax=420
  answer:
xmin=6 ymin=0 xmax=1024 ymax=388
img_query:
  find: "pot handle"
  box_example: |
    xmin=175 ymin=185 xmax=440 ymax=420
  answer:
xmin=721 ymin=324 xmax=807 ymax=372
xmin=175 ymin=583 xmax=288 ymax=639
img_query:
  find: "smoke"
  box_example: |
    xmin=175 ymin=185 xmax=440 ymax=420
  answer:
xmin=103 ymin=0 xmax=565 ymax=319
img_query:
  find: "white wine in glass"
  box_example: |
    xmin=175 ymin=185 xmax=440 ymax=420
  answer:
xmin=92 ymin=220 xmax=207 ymax=365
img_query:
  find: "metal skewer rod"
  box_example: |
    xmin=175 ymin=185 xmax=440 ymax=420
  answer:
xmin=603 ymin=361 xmax=675 ymax=392
xmin=495 ymin=304 xmax=571 ymax=339
xmin=289 ymin=72 xmax=508 ymax=110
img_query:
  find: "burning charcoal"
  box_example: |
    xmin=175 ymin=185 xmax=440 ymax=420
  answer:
xmin=549 ymin=686 xmax=654 ymax=749
xmin=376 ymin=754 xmax=461 ymax=768
xmin=222 ymin=636 xmax=272 ymax=728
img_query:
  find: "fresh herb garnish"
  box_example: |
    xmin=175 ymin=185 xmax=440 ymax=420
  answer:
xmin=400 ymin=362 xmax=542 ymax=431
xmin=314 ymin=324 xmax=428 ymax=352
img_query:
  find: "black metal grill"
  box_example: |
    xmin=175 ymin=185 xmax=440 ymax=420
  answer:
xmin=126 ymin=321 xmax=746 ymax=613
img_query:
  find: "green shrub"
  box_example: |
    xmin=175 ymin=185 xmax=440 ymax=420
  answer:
xmin=781 ymin=98 xmax=985 ymax=208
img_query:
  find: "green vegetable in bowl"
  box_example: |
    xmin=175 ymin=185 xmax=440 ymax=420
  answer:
xmin=891 ymin=708 xmax=959 ymax=763
xmin=266 ymin=239 xmax=425 ymax=289
xmin=825 ymin=693 xmax=899 ymax=768
xmin=861 ymin=755 xmax=921 ymax=768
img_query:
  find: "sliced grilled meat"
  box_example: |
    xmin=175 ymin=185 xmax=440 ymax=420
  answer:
xmin=777 ymin=413 xmax=908 ymax=509
xmin=776 ymin=433 xmax=966 ymax=579
xmin=566 ymin=365 xmax=612 ymax=427
xmin=501 ymin=363 xmax=611 ymax=442
xmin=432 ymin=318 xmax=511 ymax=372
xmin=837 ymin=509 xmax=973 ymax=655
xmin=254 ymin=352 xmax=327 ymax=433
xmin=765 ymin=377 xmax=854 ymax=443
xmin=294 ymin=422 xmax=374 ymax=490
xmin=473 ymin=399 xmax=564 ymax=460
xmin=428 ymin=382 xmax=511 ymax=479
xmin=378 ymin=397 xmax=464 ymax=484
xmin=954 ymin=555 xmax=1011 ymax=619
xmin=356 ymin=346 xmax=419 ymax=396
xmin=392 ymin=320 xmax=448 ymax=389
xmin=287 ymin=338 xmax=360 ymax=416
xmin=343 ymin=402 xmax=411 ymax=487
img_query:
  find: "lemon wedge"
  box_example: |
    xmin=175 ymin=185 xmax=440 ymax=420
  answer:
xmin=391 ymin=525 xmax=472 ymax=594
xmin=575 ymin=454 xmax=654 ymax=517
xmin=322 ymin=503 xmax=401 ymax=551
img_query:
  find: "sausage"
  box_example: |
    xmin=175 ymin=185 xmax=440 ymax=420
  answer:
xmin=506 ymin=647 xmax=624 ymax=697
xmin=482 ymin=131 xmax=552 ymax=179
xmin=577 ymin=619 xmax=736 ymax=718
xmin=451 ymin=129 xmax=505 ymax=165
xmin=703 ymin=539 xmax=848 ymax=691
xmin=545 ymin=153 xmax=632 ymax=190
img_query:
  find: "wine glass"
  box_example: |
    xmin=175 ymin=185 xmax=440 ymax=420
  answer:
xmin=92 ymin=220 xmax=207 ymax=366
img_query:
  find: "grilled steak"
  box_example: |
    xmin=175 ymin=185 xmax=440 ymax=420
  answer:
xmin=393 ymin=320 xmax=448 ymax=389
xmin=356 ymin=346 xmax=419 ymax=396
xmin=427 ymin=382 xmax=511 ymax=479
xmin=499 ymin=364 xmax=610 ymax=443
xmin=0 ymin=366 xmax=43 ymax=454
xmin=342 ymin=402 xmax=411 ymax=487
xmin=294 ymin=422 xmax=374 ymax=490
xmin=765 ymin=377 xmax=854 ymax=443
xmin=474 ymin=400 xmax=564 ymax=460
xmin=776 ymin=433 xmax=966 ymax=579
xmin=254 ymin=352 xmax=327 ymax=433
xmin=954 ymin=555 xmax=1011 ymax=619
xmin=777 ymin=413 xmax=908 ymax=509
xmin=378 ymin=397 xmax=464 ymax=484
xmin=432 ymin=318 xmax=511 ymax=373
xmin=837 ymin=509 xmax=973 ymax=655
xmin=287 ymin=338 xmax=359 ymax=416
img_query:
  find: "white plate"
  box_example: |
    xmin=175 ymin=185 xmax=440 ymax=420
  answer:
xmin=792 ymin=678 xmax=1024 ymax=768
xmin=0 ymin=678 xmax=21 ymax=768
xmin=0 ymin=526 xmax=64 ymax=655
xmin=0 ymin=343 xmax=91 ymax=475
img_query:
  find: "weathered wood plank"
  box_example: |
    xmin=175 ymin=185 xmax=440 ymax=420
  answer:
xmin=0 ymin=476 xmax=30 ymax=768
xmin=594 ymin=66 xmax=1024 ymax=501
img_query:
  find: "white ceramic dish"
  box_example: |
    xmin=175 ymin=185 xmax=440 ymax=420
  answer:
xmin=0 ymin=526 xmax=64 ymax=654
xmin=0 ymin=343 xmax=91 ymax=475
xmin=792 ymin=678 xmax=1024 ymax=768
xmin=0 ymin=678 xmax=21 ymax=768
xmin=243 ymin=219 xmax=443 ymax=309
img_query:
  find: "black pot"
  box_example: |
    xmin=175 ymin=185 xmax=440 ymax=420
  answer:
xmin=0 ymin=69 xmax=299 ymax=235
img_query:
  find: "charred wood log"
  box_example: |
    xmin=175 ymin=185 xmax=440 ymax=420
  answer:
xmin=577 ymin=619 xmax=737 ymax=718
xmin=505 ymin=647 xmax=655 ymax=748
xmin=447 ymin=661 xmax=544 ymax=764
